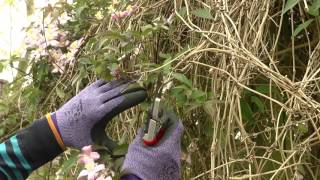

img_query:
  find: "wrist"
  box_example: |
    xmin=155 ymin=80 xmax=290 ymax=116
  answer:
xmin=46 ymin=113 xmax=66 ymax=150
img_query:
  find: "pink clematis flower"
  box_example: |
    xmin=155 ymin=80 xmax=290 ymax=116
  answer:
xmin=111 ymin=12 xmax=120 ymax=20
xmin=110 ymin=4 xmax=138 ymax=21
xmin=77 ymin=145 xmax=106 ymax=180
xmin=78 ymin=164 xmax=106 ymax=180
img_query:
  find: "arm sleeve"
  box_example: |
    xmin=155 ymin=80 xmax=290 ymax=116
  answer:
xmin=0 ymin=117 xmax=64 ymax=180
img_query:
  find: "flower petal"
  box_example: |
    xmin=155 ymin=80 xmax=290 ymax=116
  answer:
xmin=90 ymin=152 xmax=100 ymax=160
xmin=93 ymin=164 xmax=105 ymax=173
xmin=105 ymin=176 xmax=113 ymax=180
xmin=79 ymin=155 xmax=94 ymax=165
xmin=87 ymin=171 xmax=96 ymax=180
xmin=77 ymin=170 xmax=88 ymax=180
xmin=81 ymin=145 xmax=92 ymax=154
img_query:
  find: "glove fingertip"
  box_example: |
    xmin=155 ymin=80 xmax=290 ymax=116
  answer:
xmin=93 ymin=79 xmax=108 ymax=87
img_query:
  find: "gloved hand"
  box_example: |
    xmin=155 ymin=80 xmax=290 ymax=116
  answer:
xmin=51 ymin=79 xmax=147 ymax=149
xmin=121 ymin=109 xmax=184 ymax=180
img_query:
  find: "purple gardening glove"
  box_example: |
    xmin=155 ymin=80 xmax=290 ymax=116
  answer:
xmin=53 ymin=79 xmax=147 ymax=149
xmin=121 ymin=109 xmax=184 ymax=180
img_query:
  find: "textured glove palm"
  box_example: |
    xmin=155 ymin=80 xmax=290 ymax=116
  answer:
xmin=54 ymin=79 xmax=147 ymax=149
xmin=121 ymin=110 xmax=184 ymax=180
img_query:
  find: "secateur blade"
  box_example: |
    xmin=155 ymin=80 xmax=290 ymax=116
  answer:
xmin=142 ymin=78 xmax=173 ymax=146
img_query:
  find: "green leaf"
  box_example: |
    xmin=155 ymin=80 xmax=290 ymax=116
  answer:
xmin=172 ymin=73 xmax=192 ymax=88
xmin=191 ymin=89 xmax=206 ymax=104
xmin=256 ymin=85 xmax=270 ymax=94
xmin=171 ymin=86 xmax=188 ymax=106
xmin=85 ymin=37 xmax=97 ymax=51
xmin=112 ymin=144 xmax=129 ymax=156
xmin=292 ymin=19 xmax=314 ymax=37
xmin=178 ymin=7 xmax=187 ymax=17
xmin=22 ymin=87 xmax=42 ymax=104
xmin=145 ymin=72 xmax=159 ymax=85
xmin=160 ymin=53 xmax=172 ymax=75
xmin=203 ymin=100 xmax=214 ymax=116
xmin=297 ymin=123 xmax=308 ymax=134
xmin=78 ymin=57 xmax=91 ymax=65
xmin=251 ymin=96 xmax=265 ymax=113
xmin=105 ymin=31 xmax=126 ymax=40
xmin=191 ymin=8 xmax=214 ymax=19
xmin=59 ymin=153 xmax=78 ymax=174
xmin=140 ymin=101 xmax=150 ymax=112
xmin=256 ymin=84 xmax=281 ymax=97
xmin=141 ymin=24 xmax=156 ymax=36
xmin=283 ymin=0 xmax=301 ymax=14
xmin=243 ymin=89 xmax=253 ymax=96
xmin=203 ymin=116 xmax=213 ymax=137
xmin=97 ymin=37 xmax=109 ymax=49
xmin=163 ymin=58 xmax=172 ymax=75
xmin=0 ymin=102 xmax=9 ymax=114
xmin=95 ymin=61 xmax=111 ymax=80
xmin=176 ymin=94 xmax=187 ymax=106
xmin=56 ymin=87 xmax=65 ymax=99
xmin=173 ymin=85 xmax=190 ymax=91
xmin=113 ymin=156 xmax=125 ymax=172
xmin=240 ymin=100 xmax=253 ymax=123
xmin=308 ymin=0 xmax=320 ymax=16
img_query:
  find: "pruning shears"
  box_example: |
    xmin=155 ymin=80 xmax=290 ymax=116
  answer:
xmin=93 ymin=78 xmax=173 ymax=155
xmin=143 ymin=79 xmax=173 ymax=146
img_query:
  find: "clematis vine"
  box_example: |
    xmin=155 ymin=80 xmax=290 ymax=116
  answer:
xmin=77 ymin=145 xmax=109 ymax=180
xmin=24 ymin=3 xmax=77 ymax=73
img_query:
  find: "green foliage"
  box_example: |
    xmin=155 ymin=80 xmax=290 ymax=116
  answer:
xmin=297 ymin=123 xmax=308 ymax=134
xmin=292 ymin=19 xmax=314 ymax=37
xmin=0 ymin=101 xmax=9 ymax=114
xmin=285 ymin=0 xmax=320 ymax=38
xmin=59 ymin=151 xmax=79 ymax=175
xmin=171 ymin=73 xmax=209 ymax=111
xmin=240 ymin=100 xmax=253 ymax=124
xmin=283 ymin=0 xmax=301 ymax=14
xmin=172 ymin=73 xmax=192 ymax=88
xmin=250 ymin=96 xmax=265 ymax=113
xmin=191 ymin=8 xmax=214 ymax=19
xmin=112 ymin=144 xmax=129 ymax=156
xmin=308 ymin=0 xmax=320 ymax=16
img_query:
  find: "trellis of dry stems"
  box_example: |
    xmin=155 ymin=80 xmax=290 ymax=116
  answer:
xmin=57 ymin=0 xmax=320 ymax=179
xmin=161 ymin=0 xmax=320 ymax=179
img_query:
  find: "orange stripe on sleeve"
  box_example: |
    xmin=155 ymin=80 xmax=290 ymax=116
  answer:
xmin=46 ymin=114 xmax=66 ymax=150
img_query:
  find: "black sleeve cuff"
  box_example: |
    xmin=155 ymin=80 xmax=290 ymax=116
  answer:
xmin=16 ymin=118 xmax=64 ymax=170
